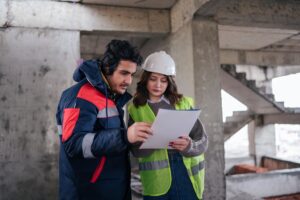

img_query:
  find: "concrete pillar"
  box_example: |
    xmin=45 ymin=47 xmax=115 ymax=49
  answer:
xmin=0 ymin=28 xmax=80 ymax=200
xmin=255 ymin=124 xmax=277 ymax=166
xmin=248 ymin=120 xmax=256 ymax=159
xmin=192 ymin=18 xmax=225 ymax=199
xmin=248 ymin=119 xmax=276 ymax=166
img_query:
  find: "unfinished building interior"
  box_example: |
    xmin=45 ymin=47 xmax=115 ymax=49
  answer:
xmin=1 ymin=0 xmax=300 ymax=199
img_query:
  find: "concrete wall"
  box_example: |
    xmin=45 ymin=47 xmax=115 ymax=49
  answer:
xmin=0 ymin=27 xmax=80 ymax=200
xmin=226 ymin=168 xmax=300 ymax=200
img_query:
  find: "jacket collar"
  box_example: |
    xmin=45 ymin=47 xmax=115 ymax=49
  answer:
xmin=73 ymin=59 xmax=132 ymax=106
xmin=147 ymin=95 xmax=170 ymax=104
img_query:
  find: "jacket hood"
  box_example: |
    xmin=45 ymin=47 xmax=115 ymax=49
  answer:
xmin=73 ymin=59 xmax=132 ymax=107
xmin=73 ymin=59 xmax=105 ymax=90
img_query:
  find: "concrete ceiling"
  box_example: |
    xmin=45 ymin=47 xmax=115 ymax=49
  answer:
xmin=81 ymin=26 xmax=300 ymax=57
xmin=63 ymin=0 xmax=177 ymax=9
xmin=78 ymin=0 xmax=300 ymax=56
xmin=262 ymin=34 xmax=300 ymax=52
xmin=218 ymin=25 xmax=299 ymax=51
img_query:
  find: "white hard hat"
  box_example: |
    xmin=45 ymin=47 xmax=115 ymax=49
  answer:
xmin=142 ymin=51 xmax=176 ymax=76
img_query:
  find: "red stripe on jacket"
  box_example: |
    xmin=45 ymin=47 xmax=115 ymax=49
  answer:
xmin=77 ymin=83 xmax=115 ymax=110
xmin=62 ymin=108 xmax=80 ymax=142
xmin=90 ymin=156 xmax=107 ymax=183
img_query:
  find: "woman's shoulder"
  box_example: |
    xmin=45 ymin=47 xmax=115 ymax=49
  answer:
xmin=127 ymin=100 xmax=147 ymax=111
xmin=127 ymin=100 xmax=135 ymax=109
xmin=178 ymin=96 xmax=195 ymax=108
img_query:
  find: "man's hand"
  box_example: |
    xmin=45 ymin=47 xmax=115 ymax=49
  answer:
xmin=127 ymin=122 xmax=153 ymax=144
xmin=169 ymin=136 xmax=191 ymax=152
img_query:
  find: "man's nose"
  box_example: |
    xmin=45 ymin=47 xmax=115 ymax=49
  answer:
xmin=125 ymin=75 xmax=132 ymax=84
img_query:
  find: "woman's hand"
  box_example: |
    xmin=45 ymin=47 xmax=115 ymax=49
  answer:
xmin=169 ymin=135 xmax=191 ymax=152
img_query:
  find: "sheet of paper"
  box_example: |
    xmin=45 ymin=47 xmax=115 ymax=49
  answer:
xmin=140 ymin=109 xmax=201 ymax=149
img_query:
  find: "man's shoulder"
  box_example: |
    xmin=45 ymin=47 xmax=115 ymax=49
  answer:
xmin=77 ymin=82 xmax=115 ymax=110
xmin=60 ymin=80 xmax=88 ymax=99
xmin=60 ymin=81 xmax=117 ymax=110
xmin=77 ymin=82 xmax=105 ymax=98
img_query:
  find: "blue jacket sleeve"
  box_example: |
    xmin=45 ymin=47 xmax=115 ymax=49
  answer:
xmin=62 ymin=98 xmax=128 ymax=158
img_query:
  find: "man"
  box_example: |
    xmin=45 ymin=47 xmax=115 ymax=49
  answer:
xmin=56 ymin=40 xmax=152 ymax=200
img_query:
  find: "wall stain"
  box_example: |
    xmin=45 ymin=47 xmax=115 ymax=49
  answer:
xmin=45 ymin=104 xmax=50 ymax=111
xmin=0 ymin=72 xmax=5 ymax=85
xmin=1 ymin=96 xmax=7 ymax=102
xmin=18 ymin=84 xmax=24 ymax=94
xmin=39 ymin=65 xmax=51 ymax=77
xmin=41 ymin=126 xmax=47 ymax=136
xmin=20 ymin=133 xmax=28 ymax=151
xmin=41 ymin=125 xmax=48 ymax=144
xmin=0 ymin=72 xmax=4 ymax=80
xmin=3 ymin=119 xmax=9 ymax=132
xmin=43 ymin=162 xmax=52 ymax=172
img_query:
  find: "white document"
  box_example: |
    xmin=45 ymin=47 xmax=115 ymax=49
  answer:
xmin=140 ymin=109 xmax=201 ymax=149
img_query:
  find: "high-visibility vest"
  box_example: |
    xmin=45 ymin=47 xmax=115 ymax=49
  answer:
xmin=128 ymin=97 xmax=205 ymax=199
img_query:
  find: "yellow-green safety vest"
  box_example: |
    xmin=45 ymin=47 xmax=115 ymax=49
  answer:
xmin=128 ymin=97 xmax=205 ymax=199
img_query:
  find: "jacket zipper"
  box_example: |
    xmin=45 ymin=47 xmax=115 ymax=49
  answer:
xmin=90 ymin=156 xmax=106 ymax=183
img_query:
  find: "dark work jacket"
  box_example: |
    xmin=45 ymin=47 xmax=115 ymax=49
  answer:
xmin=56 ymin=60 xmax=132 ymax=200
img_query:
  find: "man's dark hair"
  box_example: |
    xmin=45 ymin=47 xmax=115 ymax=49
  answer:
xmin=99 ymin=40 xmax=143 ymax=75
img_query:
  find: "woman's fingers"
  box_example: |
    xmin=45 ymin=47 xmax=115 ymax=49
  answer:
xmin=169 ymin=136 xmax=191 ymax=151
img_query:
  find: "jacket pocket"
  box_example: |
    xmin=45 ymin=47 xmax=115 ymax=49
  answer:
xmin=90 ymin=156 xmax=106 ymax=183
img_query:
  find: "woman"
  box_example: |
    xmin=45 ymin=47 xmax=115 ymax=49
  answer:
xmin=128 ymin=51 xmax=208 ymax=200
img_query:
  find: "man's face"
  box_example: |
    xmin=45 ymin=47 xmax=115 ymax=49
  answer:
xmin=106 ymin=60 xmax=137 ymax=94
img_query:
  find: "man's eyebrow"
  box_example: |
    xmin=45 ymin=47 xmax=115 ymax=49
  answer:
xmin=120 ymin=69 xmax=136 ymax=74
xmin=120 ymin=69 xmax=130 ymax=73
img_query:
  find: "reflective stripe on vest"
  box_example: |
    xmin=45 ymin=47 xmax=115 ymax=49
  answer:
xmin=139 ymin=159 xmax=169 ymax=171
xmin=188 ymin=160 xmax=205 ymax=176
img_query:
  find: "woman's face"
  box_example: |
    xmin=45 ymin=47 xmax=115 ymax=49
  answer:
xmin=147 ymin=72 xmax=168 ymax=101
